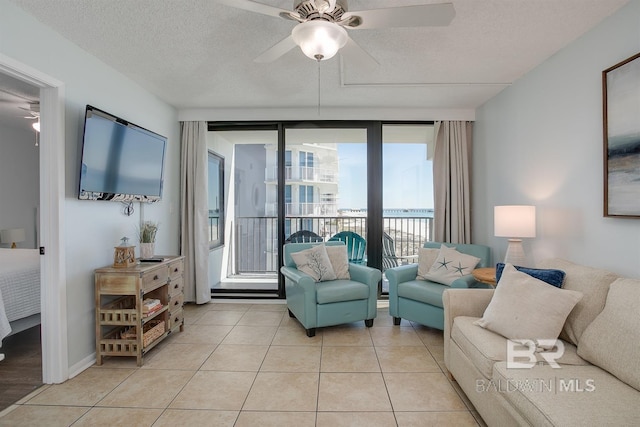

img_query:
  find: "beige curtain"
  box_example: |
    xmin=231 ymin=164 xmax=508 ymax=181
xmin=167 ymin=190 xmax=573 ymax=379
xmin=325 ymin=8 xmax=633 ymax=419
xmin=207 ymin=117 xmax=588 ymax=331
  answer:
xmin=180 ymin=121 xmax=210 ymax=304
xmin=433 ymin=121 xmax=473 ymax=244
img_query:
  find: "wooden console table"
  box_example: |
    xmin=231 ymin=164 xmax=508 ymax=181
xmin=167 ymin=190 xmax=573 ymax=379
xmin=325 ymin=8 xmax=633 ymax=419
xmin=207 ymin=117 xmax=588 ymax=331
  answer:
xmin=94 ymin=256 xmax=185 ymax=366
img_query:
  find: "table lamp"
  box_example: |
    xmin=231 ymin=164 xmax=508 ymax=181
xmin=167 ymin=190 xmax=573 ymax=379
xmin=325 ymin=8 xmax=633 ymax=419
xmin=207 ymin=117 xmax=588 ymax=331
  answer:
xmin=494 ymin=206 xmax=536 ymax=266
xmin=1 ymin=228 xmax=26 ymax=248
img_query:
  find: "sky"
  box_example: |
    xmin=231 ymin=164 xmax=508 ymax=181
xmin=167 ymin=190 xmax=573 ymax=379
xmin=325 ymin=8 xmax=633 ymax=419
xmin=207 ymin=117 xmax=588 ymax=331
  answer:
xmin=338 ymin=143 xmax=434 ymax=210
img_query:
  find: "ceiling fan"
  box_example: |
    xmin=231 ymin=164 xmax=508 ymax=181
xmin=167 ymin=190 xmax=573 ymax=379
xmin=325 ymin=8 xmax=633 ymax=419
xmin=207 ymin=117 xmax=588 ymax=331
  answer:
xmin=19 ymin=102 xmax=40 ymax=132
xmin=214 ymin=0 xmax=455 ymax=65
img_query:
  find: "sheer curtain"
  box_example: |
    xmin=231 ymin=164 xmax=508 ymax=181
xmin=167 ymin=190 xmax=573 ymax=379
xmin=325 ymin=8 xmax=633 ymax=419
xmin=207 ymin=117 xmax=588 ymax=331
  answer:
xmin=180 ymin=121 xmax=210 ymax=304
xmin=433 ymin=121 xmax=473 ymax=244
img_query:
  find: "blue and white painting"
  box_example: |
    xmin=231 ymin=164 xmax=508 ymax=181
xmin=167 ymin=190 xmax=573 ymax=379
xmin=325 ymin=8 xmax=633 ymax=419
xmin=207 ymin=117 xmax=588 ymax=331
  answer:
xmin=605 ymin=53 xmax=640 ymax=217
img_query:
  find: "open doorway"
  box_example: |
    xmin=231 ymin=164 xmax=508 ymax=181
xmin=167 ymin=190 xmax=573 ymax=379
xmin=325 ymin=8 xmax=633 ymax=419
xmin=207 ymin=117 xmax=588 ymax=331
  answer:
xmin=0 ymin=72 xmax=42 ymax=410
xmin=0 ymin=55 xmax=67 ymax=388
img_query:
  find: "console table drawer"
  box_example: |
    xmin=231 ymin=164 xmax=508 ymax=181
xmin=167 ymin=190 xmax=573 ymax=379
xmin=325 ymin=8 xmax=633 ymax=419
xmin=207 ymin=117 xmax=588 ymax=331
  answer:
xmin=142 ymin=267 xmax=169 ymax=292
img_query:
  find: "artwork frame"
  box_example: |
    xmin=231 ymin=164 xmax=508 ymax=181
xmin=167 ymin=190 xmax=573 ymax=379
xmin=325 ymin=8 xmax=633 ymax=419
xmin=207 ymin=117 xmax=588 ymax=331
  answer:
xmin=603 ymin=51 xmax=640 ymax=218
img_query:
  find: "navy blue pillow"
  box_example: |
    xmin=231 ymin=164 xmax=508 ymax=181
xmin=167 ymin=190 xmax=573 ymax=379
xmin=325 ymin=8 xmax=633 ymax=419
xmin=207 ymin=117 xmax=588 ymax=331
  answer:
xmin=495 ymin=263 xmax=566 ymax=288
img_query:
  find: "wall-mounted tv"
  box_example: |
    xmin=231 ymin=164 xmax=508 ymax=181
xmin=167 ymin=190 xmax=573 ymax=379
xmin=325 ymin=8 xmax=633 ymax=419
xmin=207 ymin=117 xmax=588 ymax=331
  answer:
xmin=78 ymin=105 xmax=167 ymax=202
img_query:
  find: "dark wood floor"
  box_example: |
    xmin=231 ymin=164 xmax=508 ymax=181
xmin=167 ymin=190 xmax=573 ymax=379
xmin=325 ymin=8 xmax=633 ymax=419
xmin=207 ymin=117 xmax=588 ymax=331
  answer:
xmin=0 ymin=326 xmax=42 ymax=412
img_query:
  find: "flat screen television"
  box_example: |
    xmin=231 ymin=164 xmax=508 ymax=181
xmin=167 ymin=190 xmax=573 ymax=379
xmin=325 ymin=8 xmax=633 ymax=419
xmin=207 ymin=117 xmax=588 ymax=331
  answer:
xmin=78 ymin=105 xmax=167 ymax=202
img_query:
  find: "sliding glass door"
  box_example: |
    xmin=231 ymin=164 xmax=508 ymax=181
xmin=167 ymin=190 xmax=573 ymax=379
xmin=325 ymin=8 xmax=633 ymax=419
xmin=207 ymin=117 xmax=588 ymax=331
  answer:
xmin=208 ymin=121 xmax=433 ymax=298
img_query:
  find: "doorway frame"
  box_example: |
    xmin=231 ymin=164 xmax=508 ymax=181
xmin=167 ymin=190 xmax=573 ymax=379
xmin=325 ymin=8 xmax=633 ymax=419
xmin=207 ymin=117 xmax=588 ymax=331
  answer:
xmin=0 ymin=53 xmax=67 ymax=383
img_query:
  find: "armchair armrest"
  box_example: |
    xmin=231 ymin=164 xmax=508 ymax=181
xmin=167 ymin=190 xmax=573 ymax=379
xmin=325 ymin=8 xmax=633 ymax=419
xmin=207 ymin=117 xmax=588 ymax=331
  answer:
xmin=280 ymin=266 xmax=316 ymax=289
xmin=450 ymin=275 xmax=482 ymax=288
xmin=348 ymin=263 xmax=382 ymax=287
xmin=348 ymin=263 xmax=382 ymax=319
xmin=385 ymin=263 xmax=419 ymax=286
xmin=442 ymin=288 xmax=494 ymax=369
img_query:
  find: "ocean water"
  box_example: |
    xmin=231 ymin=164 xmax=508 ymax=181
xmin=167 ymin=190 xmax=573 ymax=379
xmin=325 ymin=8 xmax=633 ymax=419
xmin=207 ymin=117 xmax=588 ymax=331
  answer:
xmin=608 ymin=151 xmax=640 ymax=215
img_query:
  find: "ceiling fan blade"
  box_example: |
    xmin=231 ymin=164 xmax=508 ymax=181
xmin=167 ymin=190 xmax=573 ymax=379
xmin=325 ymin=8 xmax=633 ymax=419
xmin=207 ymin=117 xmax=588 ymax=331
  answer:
xmin=340 ymin=37 xmax=379 ymax=68
xmin=254 ymin=35 xmax=298 ymax=63
xmin=213 ymin=0 xmax=294 ymax=19
xmin=344 ymin=3 xmax=455 ymax=30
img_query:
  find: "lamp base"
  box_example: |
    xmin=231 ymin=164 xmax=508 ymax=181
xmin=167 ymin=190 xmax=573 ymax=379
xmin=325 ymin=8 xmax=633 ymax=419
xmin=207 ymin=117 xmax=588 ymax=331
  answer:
xmin=504 ymin=239 xmax=527 ymax=267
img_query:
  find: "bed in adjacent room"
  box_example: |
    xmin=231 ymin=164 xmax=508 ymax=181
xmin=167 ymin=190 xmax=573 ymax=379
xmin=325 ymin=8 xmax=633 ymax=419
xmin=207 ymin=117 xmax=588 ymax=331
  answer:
xmin=0 ymin=248 xmax=41 ymax=350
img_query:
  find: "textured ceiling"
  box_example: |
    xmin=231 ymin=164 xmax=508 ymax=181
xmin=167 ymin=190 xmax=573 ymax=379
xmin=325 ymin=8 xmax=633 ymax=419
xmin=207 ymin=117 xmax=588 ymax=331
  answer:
xmin=2 ymin=0 xmax=631 ymax=123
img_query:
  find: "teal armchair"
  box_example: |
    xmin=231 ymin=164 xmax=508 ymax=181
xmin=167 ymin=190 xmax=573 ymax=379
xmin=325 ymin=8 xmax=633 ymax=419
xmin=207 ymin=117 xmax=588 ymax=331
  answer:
xmin=387 ymin=242 xmax=491 ymax=330
xmin=281 ymin=241 xmax=381 ymax=337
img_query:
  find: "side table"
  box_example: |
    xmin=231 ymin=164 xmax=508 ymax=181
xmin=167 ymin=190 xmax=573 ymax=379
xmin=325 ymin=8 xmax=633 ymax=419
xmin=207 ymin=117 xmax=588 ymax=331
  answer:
xmin=472 ymin=267 xmax=497 ymax=287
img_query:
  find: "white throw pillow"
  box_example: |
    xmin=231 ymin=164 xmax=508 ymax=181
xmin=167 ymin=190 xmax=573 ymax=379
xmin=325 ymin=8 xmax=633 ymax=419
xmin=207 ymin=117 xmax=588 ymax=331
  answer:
xmin=423 ymin=244 xmax=481 ymax=285
xmin=290 ymin=244 xmax=337 ymax=282
xmin=416 ymin=248 xmax=440 ymax=281
xmin=474 ymin=264 xmax=583 ymax=349
xmin=325 ymin=245 xmax=350 ymax=280
xmin=577 ymin=278 xmax=640 ymax=390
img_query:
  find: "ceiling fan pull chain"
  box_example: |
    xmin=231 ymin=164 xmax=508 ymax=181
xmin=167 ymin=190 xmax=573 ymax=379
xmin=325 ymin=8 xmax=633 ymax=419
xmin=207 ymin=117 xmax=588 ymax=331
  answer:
xmin=317 ymin=60 xmax=321 ymax=116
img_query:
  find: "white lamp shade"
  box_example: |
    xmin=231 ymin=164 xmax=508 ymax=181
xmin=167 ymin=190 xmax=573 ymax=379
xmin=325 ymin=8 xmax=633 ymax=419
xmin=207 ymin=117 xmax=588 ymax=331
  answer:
xmin=1 ymin=228 xmax=26 ymax=245
xmin=494 ymin=205 xmax=536 ymax=238
xmin=291 ymin=20 xmax=348 ymax=61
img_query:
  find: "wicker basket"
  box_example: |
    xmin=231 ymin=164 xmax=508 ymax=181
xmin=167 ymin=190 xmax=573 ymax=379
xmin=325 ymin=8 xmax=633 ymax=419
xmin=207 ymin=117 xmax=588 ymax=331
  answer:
xmin=119 ymin=320 xmax=166 ymax=347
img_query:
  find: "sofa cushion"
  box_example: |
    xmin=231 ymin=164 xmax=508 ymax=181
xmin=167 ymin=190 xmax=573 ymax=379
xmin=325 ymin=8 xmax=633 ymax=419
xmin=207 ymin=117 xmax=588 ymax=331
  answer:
xmin=495 ymin=263 xmax=565 ymax=288
xmin=578 ymin=278 xmax=640 ymax=391
xmin=416 ymin=247 xmax=439 ymax=281
xmin=398 ymin=280 xmax=446 ymax=308
xmin=423 ymin=244 xmax=481 ymax=286
xmin=493 ymin=362 xmax=640 ymax=426
xmin=452 ymin=316 xmax=511 ymax=379
xmin=475 ymin=264 xmax=583 ymax=349
xmin=316 ymin=280 xmax=369 ymax=304
xmin=537 ymin=259 xmax=619 ymax=346
xmin=325 ymin=245 xmax=350 ymax=280
xmin=290 ymin=244 xmax=337 ymax=282
xmin=452 ymin=316 xmax=588 ymax=379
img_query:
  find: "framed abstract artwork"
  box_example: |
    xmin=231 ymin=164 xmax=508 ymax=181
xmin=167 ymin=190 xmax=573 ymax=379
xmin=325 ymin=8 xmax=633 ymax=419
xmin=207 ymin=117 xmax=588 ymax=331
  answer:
xmin=603 ymin=52 xmax=640 ymax=218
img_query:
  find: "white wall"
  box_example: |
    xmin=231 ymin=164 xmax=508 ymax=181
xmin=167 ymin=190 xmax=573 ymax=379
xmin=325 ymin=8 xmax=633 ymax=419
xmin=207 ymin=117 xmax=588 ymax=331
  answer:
xmin=0 ymin=1 xmax=180 ymax=368
xmin=473 ymin=0 xmax=640 ymax=277
xmin=0 ymin=124 xmax=39 ymax=248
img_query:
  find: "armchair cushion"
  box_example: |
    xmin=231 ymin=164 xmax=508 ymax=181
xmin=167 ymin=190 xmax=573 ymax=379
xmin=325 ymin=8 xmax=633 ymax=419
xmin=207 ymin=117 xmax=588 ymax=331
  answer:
xmin=423 ymin=244 xmax=481 ymax=286
xmin=316 ymin=279 xmax=370 ymax=304
xmin=398 ymin=280 xmax=448 ymax=307
xmin=290 ymin=244 xmax=337 ymax=282
xmin=416 ymin=247 xmax=439 ymax=281
xmin=325 ymin=245 xmax=350 ymax=280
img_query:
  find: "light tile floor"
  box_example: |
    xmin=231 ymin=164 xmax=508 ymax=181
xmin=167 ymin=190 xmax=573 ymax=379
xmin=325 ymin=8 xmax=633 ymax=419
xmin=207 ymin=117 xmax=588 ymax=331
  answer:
xmin=0 ymin=301 xmax=486 ymax=427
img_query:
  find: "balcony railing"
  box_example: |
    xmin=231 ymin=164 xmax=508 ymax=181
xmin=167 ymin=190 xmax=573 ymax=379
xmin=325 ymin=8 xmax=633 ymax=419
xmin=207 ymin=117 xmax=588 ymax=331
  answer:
xmin=229 ymin=215 xmax=434 ymax=275
xmin=265 ymin=166 xmax=338 ymax=183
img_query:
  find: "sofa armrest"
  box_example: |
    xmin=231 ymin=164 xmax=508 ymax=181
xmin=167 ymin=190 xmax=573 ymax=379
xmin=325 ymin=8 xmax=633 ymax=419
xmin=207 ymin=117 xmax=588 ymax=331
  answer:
xmin=443 ymin=288 xmax=495 ymax=370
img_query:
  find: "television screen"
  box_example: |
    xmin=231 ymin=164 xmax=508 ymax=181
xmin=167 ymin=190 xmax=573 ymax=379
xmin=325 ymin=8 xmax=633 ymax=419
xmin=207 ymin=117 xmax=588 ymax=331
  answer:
xmin=78 ymin=105 xmax=167 ymax=202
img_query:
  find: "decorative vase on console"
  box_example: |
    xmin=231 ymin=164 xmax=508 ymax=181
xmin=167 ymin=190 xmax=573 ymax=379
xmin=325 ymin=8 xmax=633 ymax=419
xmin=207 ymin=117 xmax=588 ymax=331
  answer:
xmin=139 ymin=221 xmax=159 ymax=259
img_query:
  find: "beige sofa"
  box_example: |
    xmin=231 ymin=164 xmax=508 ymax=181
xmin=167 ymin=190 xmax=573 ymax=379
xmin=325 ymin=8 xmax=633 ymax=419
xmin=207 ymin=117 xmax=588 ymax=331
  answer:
xmin=443 ymin=259 xmax=640 ymax=426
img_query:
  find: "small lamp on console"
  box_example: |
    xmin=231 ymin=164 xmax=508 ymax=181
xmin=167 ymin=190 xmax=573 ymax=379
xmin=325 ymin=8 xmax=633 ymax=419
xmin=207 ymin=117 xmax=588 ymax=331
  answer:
xmin=0 ymin=228 xmax=26 ymax=249
xmin=494 ymin=206 xmax=536 ymax=266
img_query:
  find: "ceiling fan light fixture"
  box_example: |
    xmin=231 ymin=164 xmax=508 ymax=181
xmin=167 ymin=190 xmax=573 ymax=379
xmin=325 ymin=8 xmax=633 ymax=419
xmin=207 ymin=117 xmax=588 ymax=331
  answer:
xmin=32 ymin=121 xmax=40 ymax=132
xmin=291 ymin=20 xmax=347 ymax=61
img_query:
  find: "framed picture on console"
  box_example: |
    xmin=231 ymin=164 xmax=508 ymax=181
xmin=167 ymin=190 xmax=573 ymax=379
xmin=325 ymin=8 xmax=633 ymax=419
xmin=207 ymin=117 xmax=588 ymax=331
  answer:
xmin=603 ymin=51 xmax=640 ymax=218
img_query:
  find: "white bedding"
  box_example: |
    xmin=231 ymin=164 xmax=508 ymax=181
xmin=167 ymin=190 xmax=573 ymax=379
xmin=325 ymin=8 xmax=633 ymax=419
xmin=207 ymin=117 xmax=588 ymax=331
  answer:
xmin=0 ymin=248 xmax=40 ymax=343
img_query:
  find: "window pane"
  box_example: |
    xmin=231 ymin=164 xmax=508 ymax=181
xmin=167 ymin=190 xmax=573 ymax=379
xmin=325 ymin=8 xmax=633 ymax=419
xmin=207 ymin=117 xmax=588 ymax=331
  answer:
xmin=382 ymin=124 xmax=435 ymax=273
xmin=208 ymin=151 xmax=224 ymax=248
